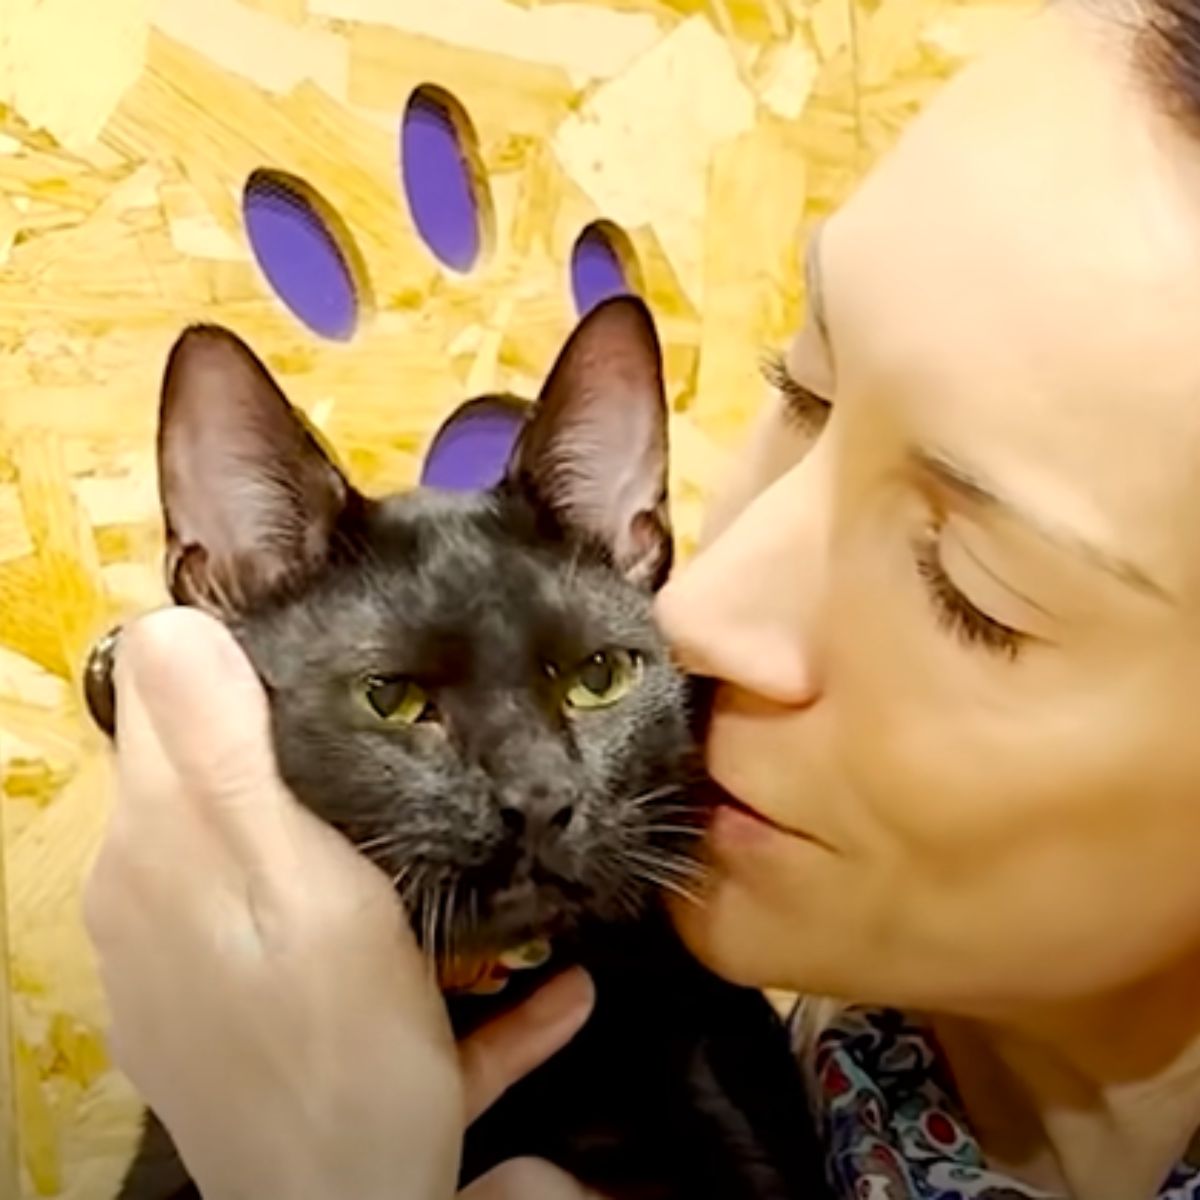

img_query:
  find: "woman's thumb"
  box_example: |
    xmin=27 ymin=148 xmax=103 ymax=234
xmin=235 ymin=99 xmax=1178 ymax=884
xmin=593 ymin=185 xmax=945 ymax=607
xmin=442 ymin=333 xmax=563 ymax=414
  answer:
xmin=459 ymin=967 xmax=595 ymax=1124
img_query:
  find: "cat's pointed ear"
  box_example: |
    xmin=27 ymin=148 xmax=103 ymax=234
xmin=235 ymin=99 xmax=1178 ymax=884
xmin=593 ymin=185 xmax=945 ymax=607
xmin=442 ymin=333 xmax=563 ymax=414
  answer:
xmin=507 ymin=296 xmax=672 ymax=589
xmin=158 ymin=325 xmax=362 ymax=616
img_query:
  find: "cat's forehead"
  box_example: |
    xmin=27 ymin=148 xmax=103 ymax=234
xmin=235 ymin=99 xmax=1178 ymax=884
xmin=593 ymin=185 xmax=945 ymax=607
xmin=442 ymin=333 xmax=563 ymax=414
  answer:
xmin=286 ymin=486 xmax=662 ymax=663
xmin=369 ymin=488 xmax=517 ymax=580
xmin=367 ymin=488 xmax=565 ymax=592
xmin=374 ymin=486 xmax=501 ymax=533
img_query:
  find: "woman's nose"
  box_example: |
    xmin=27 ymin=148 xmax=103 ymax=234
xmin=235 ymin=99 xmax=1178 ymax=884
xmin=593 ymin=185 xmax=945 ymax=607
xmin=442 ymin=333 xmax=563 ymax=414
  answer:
xmin=656 ymin=446 xmax=830 ymax=707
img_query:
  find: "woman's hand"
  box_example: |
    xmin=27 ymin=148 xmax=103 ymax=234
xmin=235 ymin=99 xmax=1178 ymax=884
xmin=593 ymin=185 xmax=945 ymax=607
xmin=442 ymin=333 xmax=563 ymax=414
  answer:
xmin=461 ymin=1158 xmax=605 ymax=1198
xmin=83 ymin=608 xmax=594 ymax=1200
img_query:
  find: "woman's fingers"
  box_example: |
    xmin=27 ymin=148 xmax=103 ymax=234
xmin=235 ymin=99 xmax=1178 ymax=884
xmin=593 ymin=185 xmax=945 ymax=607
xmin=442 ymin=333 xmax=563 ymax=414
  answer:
xmin=116 ymin=609 xmax=276 ymax=800
xmin=459 ymin=967 xmax=595 ymax=1124
xmin=111 ymin=609 xmax=303 ymax=881
xmin=460 ymin=1157 xmax=603 ymax=1200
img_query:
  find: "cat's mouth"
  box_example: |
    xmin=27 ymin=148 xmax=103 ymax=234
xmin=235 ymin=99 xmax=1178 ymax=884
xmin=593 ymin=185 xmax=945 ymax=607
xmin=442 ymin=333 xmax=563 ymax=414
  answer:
xmin=439 ymin=938 xmax=553 ymax=994
xmin=417 ymin=874 xmax=595 ymax=995
xmin=360 ymin=824 xmax=688 ymax=995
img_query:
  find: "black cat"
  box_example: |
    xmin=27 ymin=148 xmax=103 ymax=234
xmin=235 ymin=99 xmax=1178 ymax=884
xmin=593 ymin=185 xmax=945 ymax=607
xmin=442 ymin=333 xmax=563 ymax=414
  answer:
xmin=88 ymin=296 xmax=829 ymax=1200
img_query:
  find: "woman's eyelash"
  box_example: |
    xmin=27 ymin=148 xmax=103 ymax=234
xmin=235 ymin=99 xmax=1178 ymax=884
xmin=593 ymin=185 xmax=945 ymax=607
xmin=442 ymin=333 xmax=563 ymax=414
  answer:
xmin=758 ymin=349 xmax=1022 ymax=663
xmin=913 ymin=533 xmax=1024 ymax=660
xmin=760 ymin=350 xmax=831 ymax=430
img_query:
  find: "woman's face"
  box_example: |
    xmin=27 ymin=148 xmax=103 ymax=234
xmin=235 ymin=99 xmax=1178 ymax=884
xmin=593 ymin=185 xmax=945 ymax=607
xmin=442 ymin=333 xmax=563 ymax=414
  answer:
xmin=658 ymin=5 xmax=1200 ymax=1011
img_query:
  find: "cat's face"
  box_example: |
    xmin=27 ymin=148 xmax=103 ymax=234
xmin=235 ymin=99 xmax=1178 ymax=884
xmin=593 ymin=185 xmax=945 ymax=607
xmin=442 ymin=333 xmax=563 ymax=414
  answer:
xmin=153 ymin=298 xmax=700 ymax=986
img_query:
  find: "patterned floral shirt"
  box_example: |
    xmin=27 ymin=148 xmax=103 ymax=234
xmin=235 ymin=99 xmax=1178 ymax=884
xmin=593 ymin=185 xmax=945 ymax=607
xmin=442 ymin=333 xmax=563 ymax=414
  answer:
xmin=796 ymin=1005 xmax=1200 ymax=1199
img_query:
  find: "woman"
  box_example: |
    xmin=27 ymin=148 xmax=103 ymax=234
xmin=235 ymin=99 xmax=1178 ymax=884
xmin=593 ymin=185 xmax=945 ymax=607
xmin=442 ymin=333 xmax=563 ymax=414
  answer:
xmin=83 ymin=0 xmax=1200 ymax=1196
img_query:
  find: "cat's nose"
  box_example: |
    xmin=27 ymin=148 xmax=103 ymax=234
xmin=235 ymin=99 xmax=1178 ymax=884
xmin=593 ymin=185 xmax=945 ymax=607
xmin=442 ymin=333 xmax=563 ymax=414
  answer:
xmin=498 ymin=786 xmax=576 ymax=846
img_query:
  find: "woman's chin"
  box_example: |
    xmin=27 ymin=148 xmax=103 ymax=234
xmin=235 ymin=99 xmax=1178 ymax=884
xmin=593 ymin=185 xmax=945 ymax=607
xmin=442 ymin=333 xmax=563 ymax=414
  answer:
xmin=664 ymin=876 xmax=780 ymax=990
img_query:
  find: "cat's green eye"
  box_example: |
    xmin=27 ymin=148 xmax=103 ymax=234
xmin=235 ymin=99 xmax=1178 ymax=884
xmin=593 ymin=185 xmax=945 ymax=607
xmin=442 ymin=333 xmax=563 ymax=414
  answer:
xmin=562 ymin=649 xmax=642 ymax=711
xmin=361 ymin=675 xmax=433 ymax=724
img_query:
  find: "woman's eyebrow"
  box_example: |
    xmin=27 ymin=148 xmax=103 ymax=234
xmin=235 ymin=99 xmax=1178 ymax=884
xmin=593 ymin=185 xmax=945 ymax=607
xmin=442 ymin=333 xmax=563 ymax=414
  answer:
xmin=804 ymin=221 xmax=831 ymax=348
xmin=912 ymin=447 xmax=1173 ymax=603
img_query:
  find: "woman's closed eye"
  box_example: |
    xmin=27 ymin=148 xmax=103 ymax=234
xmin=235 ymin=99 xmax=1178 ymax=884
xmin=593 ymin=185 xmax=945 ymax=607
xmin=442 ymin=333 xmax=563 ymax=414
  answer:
xmin=761 ymin=350 xmax=831 ymax=433
xmin=913 ymin=529 xmax=1028 ymax=660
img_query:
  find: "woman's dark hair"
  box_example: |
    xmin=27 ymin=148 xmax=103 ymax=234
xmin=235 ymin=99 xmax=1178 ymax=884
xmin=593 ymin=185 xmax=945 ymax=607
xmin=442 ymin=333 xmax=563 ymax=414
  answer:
xmin=1145 ymin=0 xmax=1200 ymax=127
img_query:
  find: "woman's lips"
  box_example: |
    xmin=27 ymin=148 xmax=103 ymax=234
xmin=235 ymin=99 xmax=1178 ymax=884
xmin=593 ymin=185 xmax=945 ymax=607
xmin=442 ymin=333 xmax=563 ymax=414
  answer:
xmin=698 ymin=778 xmax=825 ymax=850
xmin=711 ymin=801 xmax=780 ymax=849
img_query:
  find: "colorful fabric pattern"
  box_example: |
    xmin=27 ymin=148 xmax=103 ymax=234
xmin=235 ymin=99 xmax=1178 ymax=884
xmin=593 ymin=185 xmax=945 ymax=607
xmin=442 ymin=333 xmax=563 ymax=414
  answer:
xmin=798 ymin=1006 xmax=1200 ymax=1199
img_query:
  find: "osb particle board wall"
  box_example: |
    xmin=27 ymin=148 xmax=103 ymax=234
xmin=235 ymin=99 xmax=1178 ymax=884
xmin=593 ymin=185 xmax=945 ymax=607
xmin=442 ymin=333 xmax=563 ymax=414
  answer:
xmin=0 ymin=0 xmax=1037 ymax=1195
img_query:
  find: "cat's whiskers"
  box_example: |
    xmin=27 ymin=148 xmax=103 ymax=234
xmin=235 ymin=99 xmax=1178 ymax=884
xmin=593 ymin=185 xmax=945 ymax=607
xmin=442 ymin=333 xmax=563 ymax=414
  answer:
xmin=468 ymin=888 xmax=480 ymax=953
xmin=391 ymin=860 xmax=419 ymax=899
xmin=421 ymin=885 xmax=439 ymax=976
xmin=610 ymin=878 xmax=649 ymax=922
xmin=589 ymin=855 xmax=624 ymax=892
xmin=642 ymin=847 xmax=709 ymax=876
xmin=609 ymin=830 xmax=700 ymax=902
xmin=443 ymin=878 xmax=460 ymax=970
xmin=626 ymin=802 xmax=704 ymax=822
xmin=625 ymin=861 xmax=706 ymax=906
xmin=624 ymin=847 xmax=709 ymax=892
xmin=623 ymin=782 xmax=689 ymax=811
xmin=436 ymin=882 xmax=451 ymax=973
xmin=590 ymin=854 xmax=650 ymax=921
xmin=356 ymin=830 xmax=406 ymax=857
xmin=633 ymin=801 xmax=701 ymax=817
xmin=399 ymin=864 xmax=424 ymax=912
xmin=400 ymin=865 xmax=442 ymax=976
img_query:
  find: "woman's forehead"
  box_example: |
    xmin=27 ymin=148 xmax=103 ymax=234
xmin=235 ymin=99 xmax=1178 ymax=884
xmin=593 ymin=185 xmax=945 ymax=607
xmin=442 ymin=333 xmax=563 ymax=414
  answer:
xmin=832 ymin=5 xmax=1200 ymax=329
xmin=810 ymin=5 xmax=1200 ymax=592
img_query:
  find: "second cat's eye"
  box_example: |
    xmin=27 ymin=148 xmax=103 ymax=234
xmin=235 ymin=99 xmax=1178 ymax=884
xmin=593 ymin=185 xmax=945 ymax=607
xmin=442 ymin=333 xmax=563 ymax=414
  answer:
xmin=562 ymin=649 xmax=642 ymax=711
xmin=360 ymin=675 xmax=434 ymax=724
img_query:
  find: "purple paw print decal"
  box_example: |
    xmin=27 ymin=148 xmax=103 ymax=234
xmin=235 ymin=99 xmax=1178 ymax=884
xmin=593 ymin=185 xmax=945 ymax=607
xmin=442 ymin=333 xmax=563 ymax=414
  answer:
xmin=243 ymin=168 xmax=369 ymax=342
xmin=571 ymin=219 xmax=642 ymax=316
xmin=420 ymin=395 xmax=529 ymax=492
xmin=240 ymin=85 xmax=640 ymax=492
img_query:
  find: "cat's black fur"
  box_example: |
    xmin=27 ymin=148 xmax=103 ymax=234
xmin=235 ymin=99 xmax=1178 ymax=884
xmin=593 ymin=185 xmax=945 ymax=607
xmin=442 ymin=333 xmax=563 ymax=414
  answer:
xmin=97 ymin=297 xmax=829 ymax=1200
